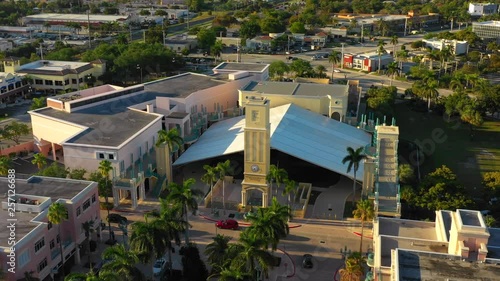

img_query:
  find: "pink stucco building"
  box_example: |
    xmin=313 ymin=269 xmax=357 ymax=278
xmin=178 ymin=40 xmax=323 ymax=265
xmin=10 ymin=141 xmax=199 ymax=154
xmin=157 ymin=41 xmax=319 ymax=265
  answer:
xmin=0 ymin=176 xmax=101 ymax=281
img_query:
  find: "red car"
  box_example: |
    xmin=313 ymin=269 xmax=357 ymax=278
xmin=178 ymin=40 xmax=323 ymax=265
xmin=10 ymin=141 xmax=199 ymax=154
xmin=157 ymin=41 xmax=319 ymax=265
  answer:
xmin=216 ymin=219 xmax=239 ymax=230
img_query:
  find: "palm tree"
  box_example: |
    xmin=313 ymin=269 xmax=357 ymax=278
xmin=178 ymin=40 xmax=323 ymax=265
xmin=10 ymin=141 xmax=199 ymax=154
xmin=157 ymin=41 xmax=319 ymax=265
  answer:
xmin=341 ymin=147 xmax=367 ymax=203
xmin=282 ymin=178 xmax=297 ymax=212
xmin=207 ymin=266 xmax=250 ymax=281
xmin=101 ymin=244 xmax=144 ymax=281
xmin=215 ymin=160 xmax=232 ymax=214
xmin=386 ymin=61 xmax=399 ymax=86
xmin=426 ymin=49 xmax=440 ymax=71
xmin=145 ymin=200 xmax=187 ymax=274
xmin=31 ymin=153 xmax=47 ymax=170
xmin=390 ymin=35 xmax=398 ymax=58
xmin=30 ymin=97 xmax=46 ymax=110
xmin=315 ymin=65 xmax=326 ymax=78
xmin=201 ymin=164 xmax=218 ymax=211
xmin=377 ymin=40 xmax=386 ymax=73
xmin=98 ymin=160 xmax=114 ymax=243
xmin=0 ymin=156 xmax=12 ymax=176
xmin=129 ymin=220 xmax=166 ymax=278
xmin=247 ymin=198 xmax=291 ymax=250
xmin=156 ymin=128 xmax=183 ymax=183
xmin=65 ymin=271 xmax=120 ymax=281
xmin=266 ymin=165 xmax=288 ymax=198
xmin=416 ymin=78 xmax=439 ymax=111
xmin=339 ymin=252 xmax=365 ymax=281
xmin=230 ymin=231 xmax=275 ymax=280
xmin=205 ymin=234 xmax=232 ymax=270
xmin=48 ymin=202 xmax=68 ymax=280
xmin=375 ymin=18 xmax=390 ymax=37
xmin=328 ymin=50 xmax=341 ymax=79
xmin=82 ymin=220 xmax=95 ymax=272
xmin=352 ymin=200 xmax=374 ymax=254
xmin=166 ymin=178 xmax=203 ymax=244
xmin=211 ymin=40 xmax=223 ymax=63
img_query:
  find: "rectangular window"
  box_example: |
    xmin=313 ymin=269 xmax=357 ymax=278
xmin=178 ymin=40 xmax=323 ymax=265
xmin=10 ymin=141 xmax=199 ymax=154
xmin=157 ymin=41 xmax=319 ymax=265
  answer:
xmin=65 ymin=79 xmax=69 ymax=85
xmin=76 ymin=206 xmax=81 ymax=217
xmin=108 ymin=154 xmax=114 ymax=160
xmin=35 ymin=79 xmax=43 ymax=85
xmin=37 ymin=258 xmax=47 ymax=272
xmin=71 ymin=79 xmax=77 ymax=84
xmin=47 ymin=222 xmax=52 ymax=230
xmin=56 ymin=235 xmax=60 ymax=244
xmin=97 ymin=152 xmax=105 ymax=159
xmin=83 ymin=199 xmax=90 ymax=211
xmin=49 ymin=239 xmax=55 ymax=250
xmin=55 ymin=81 xmax=63 ymax=86
xmin=34 ymin=237 xmax=45 ymax=253
xmin=18 ymin=250 xmax=30 ymax=268
xmin=91 ymin=194 xmax=96 ymax=204
xmin=45 ymin=80 xmax=53 ymax=86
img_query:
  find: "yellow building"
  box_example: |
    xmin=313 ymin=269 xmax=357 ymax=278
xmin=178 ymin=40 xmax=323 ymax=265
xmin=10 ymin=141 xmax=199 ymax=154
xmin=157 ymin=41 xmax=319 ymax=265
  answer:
xmin=238 ymin=81 xmax=349 ymax=121
xmin=2 ymin=57 xmax=105 ymax=94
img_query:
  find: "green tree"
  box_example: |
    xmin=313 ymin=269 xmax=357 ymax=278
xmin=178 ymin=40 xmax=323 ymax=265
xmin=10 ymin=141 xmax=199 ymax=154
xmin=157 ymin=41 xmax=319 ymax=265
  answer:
xmin=390 ymin=35 xmax=398 ymax=58
xmin=375 ymin=18 xmax=390 ymax=37
xmin=1 ymin=121 xmax=30 ymax=144
xmin=145 ymin=25 xmax=164 ymax=44
xmin=205 ymin=234 xmax=232 ymax=270
xmin=316 ymin=64 xmax=327 ymax=78
xmin=197 ymin=28 xmax=217 ymax=50
xmin=156 ymin=128 xmax=183 ymax=183
xmin=290 ymin=59 xmax=313 ymax=77
xmin=266 ymin=165 xmax=288 ymax=198
xmin=64 ymin=271 xmax=120 ymax=281
xmin=282 ymin=178 xmax=297 ymax=212
xmin=289 ymin=22 xmax=306 ymax=33
xmin=339 ymin=252 xmax=365 ymax=281
xmin=38 ymin=162 xmax=68 ymax=178
xmin=31 ymin=153 xmax=47 ymax=170
xmin=186 ymin=0 xmax=204 ymax=12
xmin=207 ymin=266 xmax=250 ymax=281
xmin=68 ymin=168 xmax=87 ymax=180
xmin=166 ymin=178 xmax=203 ymax=244
xmin=129 ymin=220 xmax=167 ymax=278
xmin=412 ymin=78 xmax=439 ymax=112
xmin=230 ymin=231 xmax=275 ymax=280
xmin=398 ymin=164 xmax=415 ymax=185
xmin=30 ymin=97 xmax=46 ymax=110
xmin=181 ymin=244 xmax=209 ymax=281
xmin=342 ymin=147 xmax=367 ymax=203
xmin=98 ymin=160 xmax=114 ymax=242
xmin=239 ymin=20 xmax=261 ymax=39
xmin=48 ymin=202 xmax=68 ymax=280
xmin=269 ymin=61 xmax=289 ymax=81
xmin=482 ymin=172 xmax=500 ymax=198
xmin=485 ymin=215 xmax=497 ymax=227
xmin=385 ymin=61 xmax=399 ymax=86
xmin=0 ymin=156 xmax=12 ymax=176
xmin=82 ymin=220 xmax=95 ymax=272
xmin=202 ymin=164 xmax=218 ymax=210
xmin=101 ymin=244 xmax=144 ymax=281
xmin=352 ymin=200 xmax=374 ymax=254
xmin=328 ymin=50 xmax=341 ymax=79
xmin=211 ymin=40 xmax=223 ymax=63
xmin=377 ymin=39 xmax=386 ymax=73
xmin=216 ymin=160 xmax=232 ymax=214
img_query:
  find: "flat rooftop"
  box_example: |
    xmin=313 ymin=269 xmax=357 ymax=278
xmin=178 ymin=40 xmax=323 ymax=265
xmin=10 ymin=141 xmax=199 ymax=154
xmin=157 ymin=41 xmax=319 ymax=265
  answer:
xmin=0 ymin=211 xmax=38 ymax=248
xmin=398 ymin=250 xmax=500 ymax=281
xmin=36 ymin=96 xmax=159 ymax=146
xmin=458 ymin=209 xmax=483 ymax=227
xmin=378 ymin=218 xmax=437 ymax=240
xmin=144 ymin=73 xmax=226 ymax=99
xmin=473 ymin=21 xmax=500 ymax=26
xmin=0 ymin=176 xmax=92 ymax=201
xmin=214 ymin=62 xmax=268 ymax=72
xmin=380 ymin=236 xmax=448 ymax=267
xmin=19 ymin=60 xmax=92 ymax=75
xmin=23 ymin=13 xmax=128 ymax=23
xmin=243 ymin=81 xmax=348 ymax=97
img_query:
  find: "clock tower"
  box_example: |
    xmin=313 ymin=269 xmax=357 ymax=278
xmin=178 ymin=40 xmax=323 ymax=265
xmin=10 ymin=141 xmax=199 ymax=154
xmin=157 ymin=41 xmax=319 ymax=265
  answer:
xmin=241 ymin=96 xmax=271 ymax=208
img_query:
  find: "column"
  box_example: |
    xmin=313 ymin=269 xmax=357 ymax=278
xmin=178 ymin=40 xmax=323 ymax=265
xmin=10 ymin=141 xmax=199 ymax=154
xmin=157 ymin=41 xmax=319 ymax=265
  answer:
xmin=51 ymin=142 xmax=57 ymax=161
xmin=75 ymin=247 xmax=81 ymax=264
xmin=131 ymin=188 xmax=138 ymax=209
xmin=241 ymin=189 xmax=247 ymax=206
xmin=112 ymin=187 xmax=119 ymax=207
xmin=139 ymin=181 xmax=146 ymax=200
xmin=262 ymin=191 xmax=268 ymax=208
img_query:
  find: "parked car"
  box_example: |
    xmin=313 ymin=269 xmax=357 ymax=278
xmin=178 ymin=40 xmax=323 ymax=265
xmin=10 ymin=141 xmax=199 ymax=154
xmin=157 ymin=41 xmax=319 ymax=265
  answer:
xmin=302 ymin=254 xmax=313 ymax=269
xmin=216 ymin=219 xmax=239 ymax=230
xmin=153 ymin=258 xmax=167 ymax=276
xmin=107 ymin=214 xmax=127 ymax=224
xmin=333 ymin=69 xmax=341 ymax=73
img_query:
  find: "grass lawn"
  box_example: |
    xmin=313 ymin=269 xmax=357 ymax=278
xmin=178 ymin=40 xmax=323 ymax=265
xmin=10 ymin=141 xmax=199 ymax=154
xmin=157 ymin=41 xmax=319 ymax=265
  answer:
xmin=394 ymin=101 xmax=500 ymax=191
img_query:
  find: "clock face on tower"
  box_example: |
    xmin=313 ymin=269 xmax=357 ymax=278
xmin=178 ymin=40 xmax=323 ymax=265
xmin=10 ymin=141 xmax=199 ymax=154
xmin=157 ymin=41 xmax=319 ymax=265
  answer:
xmin=251 ymin=164 xmax=260 ymax=172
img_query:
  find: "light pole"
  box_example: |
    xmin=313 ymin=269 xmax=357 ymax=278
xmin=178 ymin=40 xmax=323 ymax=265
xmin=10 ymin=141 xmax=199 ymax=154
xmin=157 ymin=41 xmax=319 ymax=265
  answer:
xmin=136 ymin=64 xmax=143 ymax=84
xmin=404 ymin=17 xmax=408 ymax=37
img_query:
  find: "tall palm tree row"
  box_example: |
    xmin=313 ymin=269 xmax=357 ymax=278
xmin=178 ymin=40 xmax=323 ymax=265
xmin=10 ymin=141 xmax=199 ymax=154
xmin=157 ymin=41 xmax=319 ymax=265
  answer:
xmin=48 ymin=202 xmax=68 ymax=280
xmin=342 ymin=147 xmax=367 ymax=203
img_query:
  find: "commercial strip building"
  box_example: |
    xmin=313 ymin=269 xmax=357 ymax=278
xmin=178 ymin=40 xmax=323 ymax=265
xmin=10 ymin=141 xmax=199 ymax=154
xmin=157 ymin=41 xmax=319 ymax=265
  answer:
xmin=422 ymin=39 xmax=469 ymax=55
xmin=0 ymin=176 xmax=102 ymax=281
xmin=468 ymin=3 xmax=499 ymax=16
xmin=472 ymin=21 xmax=500 ymax=41
xmin=343 ymin=52 xmax=394 ymax=72
xmin=371 ymin=209 xmax=500 ymax=280
xmin=2 ymin=57 xmax=106 ymax=94
xmin=28 ymin=63 xmax=269 ymax=209
xmin=22 ymin=14 xmax=130 ymax=35
xmin=0 ymin=71 xmax=31 ymax=106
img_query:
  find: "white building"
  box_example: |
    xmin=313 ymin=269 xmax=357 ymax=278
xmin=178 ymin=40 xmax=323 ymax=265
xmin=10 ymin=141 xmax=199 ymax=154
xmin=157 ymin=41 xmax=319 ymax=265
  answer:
xmin=0 ymin=38 xmax=13 ymax=52
xmin=468 ymin=3 xmax=499 ymax=16
xmin=422 ymin=39 xmax=469 ymax=55
xmin=472 ymin=21 xmax=500 ymax=41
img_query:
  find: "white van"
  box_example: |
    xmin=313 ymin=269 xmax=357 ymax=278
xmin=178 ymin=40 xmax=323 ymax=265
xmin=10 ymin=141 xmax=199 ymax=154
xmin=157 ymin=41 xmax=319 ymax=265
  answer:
xmin=410 ymin=30 xmax=419 ymax=35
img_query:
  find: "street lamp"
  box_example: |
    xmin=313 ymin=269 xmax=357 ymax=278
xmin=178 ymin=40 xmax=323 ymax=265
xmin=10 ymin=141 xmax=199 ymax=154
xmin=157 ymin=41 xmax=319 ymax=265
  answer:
xmin=340 ymin=246 xmax=352 ymax=260
xmin=136 ymin=64 xmax=143 ymax=84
